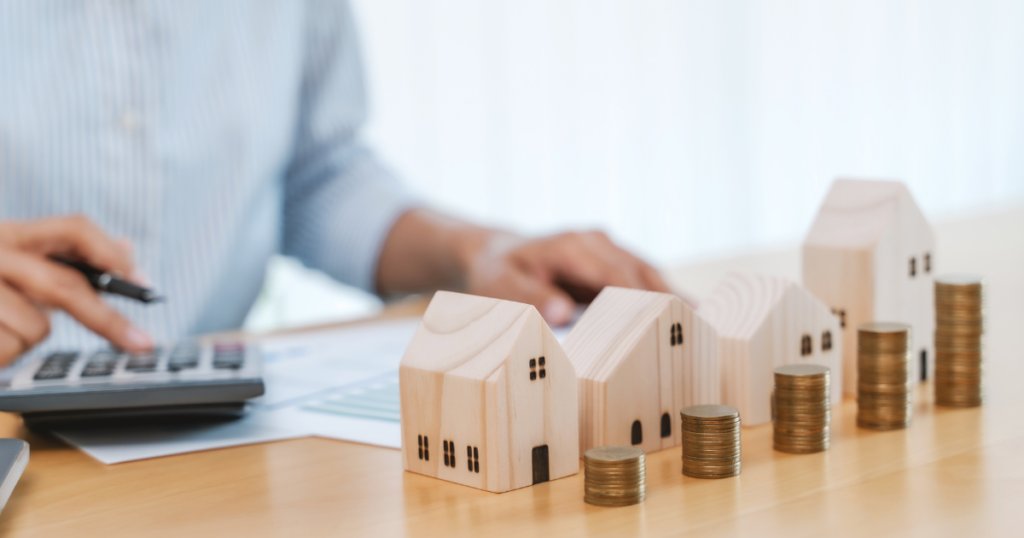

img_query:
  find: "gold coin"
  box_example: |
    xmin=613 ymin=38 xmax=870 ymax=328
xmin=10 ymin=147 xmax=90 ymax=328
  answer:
xmin=680 ymin=404 xmax=740 ymax=421
xmin=682 ymin=468 xmax=741 ymax=477
xmin=584 ymin=467 xmax=647 ymax=477
xmin=774 ymin=391 xmax=828 ymax=398
xmin=934 ymin=297 xmax=984 ymax=304
xmin=934 ymin=351 xmax=984 ymax=361
xmin=683 ymin=462 xmax=742 ymax=472
xmin=584 ymin=445 xmax=647 ymax=507
xmin=773 ymin=411 xmax=831 ymax=420
xmin=935 ymin=273 xmax=984 ymax=287
xmin=584 ymin=446 xmax=645 ymax=465
xmin=585 ymin=479 xmax=646 ymax=489
xmin=681 ymin=423 xmax=741 ymax=432
xmin=774 ymin=442 xmax=831 ymax=450
xmin=774 ymin=364 xmax=830 ymax=377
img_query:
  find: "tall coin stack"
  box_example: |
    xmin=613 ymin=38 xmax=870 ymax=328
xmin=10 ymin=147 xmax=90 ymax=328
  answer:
xmin=583 ymin=446 xmax=646 ymax=507
xmin=935 ymin=274 xmax=985 ymax=407
xmin=680 ymin=405 xmax=741 ymax=479
xmin=857 ymin=322 xmax=912 ymax=430
xmin=772 ymin=364 xmax=831 ymax=454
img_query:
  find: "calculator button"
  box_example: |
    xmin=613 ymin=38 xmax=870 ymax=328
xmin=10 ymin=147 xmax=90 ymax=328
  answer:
xmin=213 ymin=346 xmax=245 ymax=370
xmin=170 ymin=343 xmax=200 ymax=357
xmin=213 ymin=354 xmax=244 ymax=370
xmin=81 ymin=351 xmax=119 ymax=377
xmin=168 ymin=345 xmax=200 ymax=372
xmin=125 ymin=349 xmax=160 ymax=372
xmin=213 ymin=343 xmax=245 ymax=354
xmin=34 ymin=352 xmax=78 ymax=380
xmin=168 ymin=359 xmax=200 ymax=371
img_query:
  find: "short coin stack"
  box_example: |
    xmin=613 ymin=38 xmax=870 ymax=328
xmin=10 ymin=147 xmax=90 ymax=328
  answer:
xmin=680 ymin=405 xmax=741 ymax=478
xmin=772 ymin=364 xmax=830 ymax=453
xmin=857 ymin=322 xmax=912 ymax=430
xmin=583 ymin=446 xmax=646 ymax=507
xmin=935 ymin=274 xmax=986 ymax=407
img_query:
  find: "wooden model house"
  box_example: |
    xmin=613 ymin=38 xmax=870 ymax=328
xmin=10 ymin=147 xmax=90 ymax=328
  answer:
xmin=699 ymin=273 xmax=843 ymax=426
xmin=802 ymin=179 xmax=935 ymax=395
xmin=399 ymin=291 xmax=579 ymax=493
xmin=562 ymin=287 xmax=719 ymax=454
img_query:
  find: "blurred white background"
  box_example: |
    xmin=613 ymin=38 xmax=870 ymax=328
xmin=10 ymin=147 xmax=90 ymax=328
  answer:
xmin=245 ymin=0 xmax=1024 ymax=332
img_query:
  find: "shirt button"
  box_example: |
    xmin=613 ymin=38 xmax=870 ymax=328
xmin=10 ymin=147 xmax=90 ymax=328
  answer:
xmin=119 ymin=110 xmax=141 ymax=132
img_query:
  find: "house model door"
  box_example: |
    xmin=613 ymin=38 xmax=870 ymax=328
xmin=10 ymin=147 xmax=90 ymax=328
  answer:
xmin=532 ymin=445 xmax=550 ymax=484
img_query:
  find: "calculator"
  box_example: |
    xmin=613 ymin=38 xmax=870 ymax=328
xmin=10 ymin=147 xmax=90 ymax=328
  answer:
xmin=0 ymin=341 xmax=264 ymax=429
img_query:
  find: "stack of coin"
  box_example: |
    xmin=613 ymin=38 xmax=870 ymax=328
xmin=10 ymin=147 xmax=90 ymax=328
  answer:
xmin=680 ymin=405 xmax=741 ymax=478
xmin=583 ymin=446 xmax=646 ymax=507
xmin=772 ymin=364 xmax=830 ymax=453
xmin=935 ymin=274 xmax=985 ymax=407
xmin=857 ymin=322 xmax=912 ymax=430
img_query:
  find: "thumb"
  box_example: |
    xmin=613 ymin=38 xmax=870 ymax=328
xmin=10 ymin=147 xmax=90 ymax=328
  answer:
xmin=115 ymin=238 xmax=152 ymax=287
xmin=501 ymin=270 xmax=576 ymax=327
xmin=538 ymin=291 xmax=575 ymax=327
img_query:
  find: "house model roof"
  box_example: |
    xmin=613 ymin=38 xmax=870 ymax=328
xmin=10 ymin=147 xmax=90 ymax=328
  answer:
xmin=563 ymin=287 xmax=675 ymax=382
xmin=699 ymin=273 xmax=793 ymax=340
xmin=804 ymin=179 xmax=928 ymax=250
xmin=400 ymin=291 xmax=537 ymax=380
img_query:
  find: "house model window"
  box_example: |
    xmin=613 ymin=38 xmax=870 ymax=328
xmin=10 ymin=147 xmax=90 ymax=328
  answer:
xmin=831 ymin=308 xmax=846 ymax=328
xmin=660 ymin=413 xmax=671 ymax=438
xmin=800 ymin=335 xmax=812 ymax=356
xmin=924 ymin=253 xmax=931 ymax=273
xmin=631 ymin=420 xmax=642 ymax=445
xmin=418 ymin=435 xmax=429 ymax=461
xmin=822 ymin=331 xmax=832 ymax=351
xmin=467 ymin=446 xmax=480 ymax=473
xmin=529 ymin=357 xmax=546 ymax=381
xmin=443 ymin=440 xmax=456 ymax=468
xmin=909 ymin=257 xmax=917 ymax=277
xmin=670 ymin=322 xmax=684 ymax=346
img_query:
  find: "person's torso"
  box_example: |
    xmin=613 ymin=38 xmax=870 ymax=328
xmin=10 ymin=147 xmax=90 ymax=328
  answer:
xmin=0 ymin=0 xmax=308 ymax=354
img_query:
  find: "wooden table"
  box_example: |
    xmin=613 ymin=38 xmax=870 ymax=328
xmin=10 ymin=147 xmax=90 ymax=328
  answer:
xmin=1 ymin=207 xmax=1021 ymax=537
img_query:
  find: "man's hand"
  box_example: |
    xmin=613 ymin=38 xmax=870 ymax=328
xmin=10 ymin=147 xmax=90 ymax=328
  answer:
xmin=0 ymin=216 xmax=153 ymax=366
xmin=377 ymin=210 xmax=671 ymax=326
xmin=459 ymin=231 xmax=671 ymax=325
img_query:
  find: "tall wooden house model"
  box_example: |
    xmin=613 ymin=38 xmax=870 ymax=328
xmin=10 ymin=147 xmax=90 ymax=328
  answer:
xmin=399 ymin=292 xmax=579 ymax=493
xmin=803 ymin=179 xmax=935 ymax=395
xmin=699 ymin=273 xmax=843 ymax=426
xmin=562 ymin=287 xmax=719 ymax=455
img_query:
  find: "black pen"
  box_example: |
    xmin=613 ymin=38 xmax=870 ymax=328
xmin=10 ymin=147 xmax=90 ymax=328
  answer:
xmin=52 ymin=258 xmax=163 ymax=304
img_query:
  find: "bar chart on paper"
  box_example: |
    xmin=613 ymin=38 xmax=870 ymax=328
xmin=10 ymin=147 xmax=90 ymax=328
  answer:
xmin=302 ymin=374 xmax=400 ymax=423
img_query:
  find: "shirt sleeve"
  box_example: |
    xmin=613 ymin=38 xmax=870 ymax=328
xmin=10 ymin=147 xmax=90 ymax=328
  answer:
xmin=281 ymin=0 xmax=420 ymax=293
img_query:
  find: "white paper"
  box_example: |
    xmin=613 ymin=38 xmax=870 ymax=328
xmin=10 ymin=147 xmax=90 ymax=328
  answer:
xmin=52 ymin=411 xmax=306 ymax=464
xmin=54 ymin=319 xmax=420 ymax=464
xmin=268 ymin=406 xmax=401 ymax=448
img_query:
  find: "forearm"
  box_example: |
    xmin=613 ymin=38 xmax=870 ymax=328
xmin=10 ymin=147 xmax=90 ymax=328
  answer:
xmin=375 ymin=209 xmax=505 ymax=297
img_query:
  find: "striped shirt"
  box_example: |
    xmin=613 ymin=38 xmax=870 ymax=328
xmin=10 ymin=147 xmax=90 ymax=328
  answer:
xmin=0 ymin=0 xmax=418 ymax=358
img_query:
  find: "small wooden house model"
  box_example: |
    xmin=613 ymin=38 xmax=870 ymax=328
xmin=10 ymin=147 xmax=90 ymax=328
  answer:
xmin=399 ymin=291 xmax=579 ymax=493
xmin=699 ymin=273 xmax=843 ymax=426
xmin=562 ymin=287 xmax=719 ymax=455
xmin=803 ymin=179 xmax=935 ymax=395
